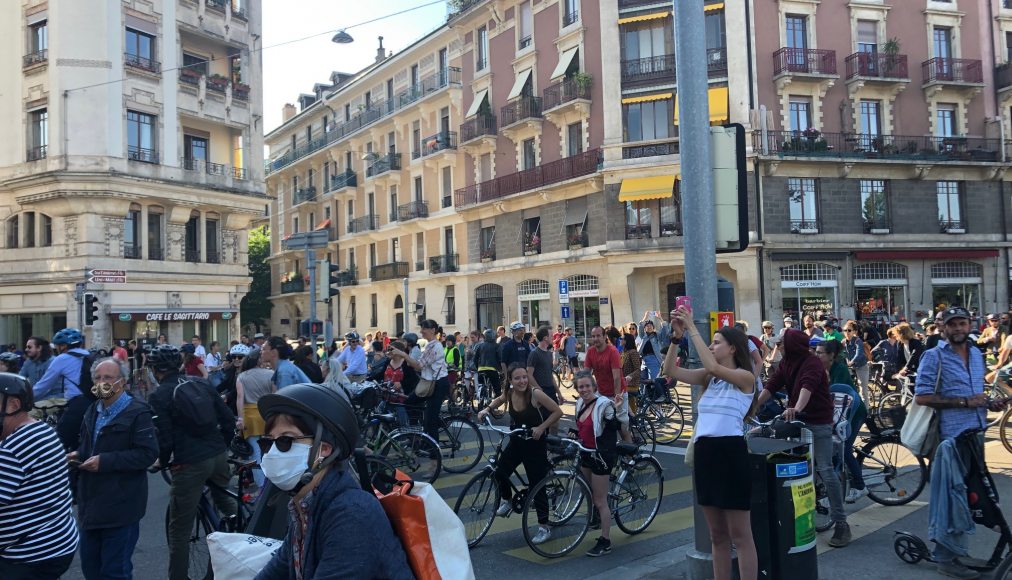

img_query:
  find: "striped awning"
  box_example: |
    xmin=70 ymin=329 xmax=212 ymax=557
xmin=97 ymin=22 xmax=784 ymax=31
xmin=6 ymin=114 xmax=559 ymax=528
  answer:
xmin=622 ymin=92 xmax=672 ymax=105
xmin=619 ymin=176 xmax=676 ymax=202
xmin=617 ymin=11 xmax=671 ymax=25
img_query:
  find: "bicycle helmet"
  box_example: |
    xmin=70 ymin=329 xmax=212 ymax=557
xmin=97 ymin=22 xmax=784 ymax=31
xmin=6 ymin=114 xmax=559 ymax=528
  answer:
xmin=0 ymin=372 xmax=33 ymax=418
xmin=180 ymin=344 xmax=196 ymax=355
xmin=0 ymin=352 xmax=20 ymax=363
xmin=52 ymin=328 xmax=84 ymax=346
xmin=402 ymin=332 xmax=419 ymax=346
xmin=147 ymin=345 xmax=182 ymax=373
xmin=344 ymin=331 xmax=361 ymax=342
xmin=483 ymin=329 xmax=495 ymax=342
xmin=808 ymin=336 xmax=824 ymax=348
xmin=229 ymin=434 xmax=254 ymax=458
xmin=229 ymin=344 xmax=252 ymax=357
xmin=509 ymin=321 xmax=525 ymax=332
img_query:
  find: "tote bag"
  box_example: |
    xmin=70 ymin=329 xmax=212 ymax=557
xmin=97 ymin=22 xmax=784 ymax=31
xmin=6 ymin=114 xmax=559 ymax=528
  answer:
xmin=900 ymin=362 xmax=942 ymax=458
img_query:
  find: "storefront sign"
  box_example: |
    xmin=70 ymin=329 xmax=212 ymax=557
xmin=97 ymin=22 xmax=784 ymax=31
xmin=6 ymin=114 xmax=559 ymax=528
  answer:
xmin=117 ymin=311 xmax=236 ymax=322
xmin=784 ymin=280 xmax=835 ymax=289
xmin=118 ymin=313 xmax=132 ymax=322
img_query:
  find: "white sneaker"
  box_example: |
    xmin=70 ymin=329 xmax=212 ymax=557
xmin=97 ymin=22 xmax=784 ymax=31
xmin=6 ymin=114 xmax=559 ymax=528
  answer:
xmin=817 ymin=497 xmax=830 ymax=511
xmin=496 ymin=499 xmax=512 ymax=517
xmin=531 ymin=525 xmax=552 ymax=545
xmin=845 ymin=487 xmax=869 ymax=503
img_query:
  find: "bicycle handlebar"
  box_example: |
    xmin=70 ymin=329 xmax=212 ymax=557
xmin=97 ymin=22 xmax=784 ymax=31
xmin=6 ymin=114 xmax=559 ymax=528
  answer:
xmin=482 ymin=415 xmax=530 ymax=437
xmin=545 ymin=435 xmax=596 ymax=454
xmin=749 ymin=411 xmax=808 ymax=428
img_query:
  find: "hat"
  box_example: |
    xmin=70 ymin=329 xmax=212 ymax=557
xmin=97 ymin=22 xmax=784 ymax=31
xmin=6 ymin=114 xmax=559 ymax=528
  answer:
xmin=783 ymin=316 xmax=794 ymax=323
xmin=762 ymin=320 xmax=774 ymax=328
xmin=940 ymin=307 xmax=971 ymax=324
xmin=986 ymin=313 xmax=998 ymax=321
xmin=253 ymin=333 xmax=265 ymax=339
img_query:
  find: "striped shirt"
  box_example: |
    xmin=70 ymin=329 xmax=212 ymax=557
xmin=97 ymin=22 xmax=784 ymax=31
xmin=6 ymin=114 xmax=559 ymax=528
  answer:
xmin=0 ymin=422 xmax=79 ymax=562
xmin=696 ymin=377 xmax=754 ymax=438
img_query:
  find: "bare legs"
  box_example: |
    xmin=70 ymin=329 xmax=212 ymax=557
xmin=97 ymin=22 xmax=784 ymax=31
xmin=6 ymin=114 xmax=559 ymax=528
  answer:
xmin=701 ymin=506 xmax=758 ymax=580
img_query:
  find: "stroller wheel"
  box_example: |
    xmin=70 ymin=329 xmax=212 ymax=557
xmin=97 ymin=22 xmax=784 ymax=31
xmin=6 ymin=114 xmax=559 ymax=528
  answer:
xmin=893 ymin=533 xmax=927 ymax=564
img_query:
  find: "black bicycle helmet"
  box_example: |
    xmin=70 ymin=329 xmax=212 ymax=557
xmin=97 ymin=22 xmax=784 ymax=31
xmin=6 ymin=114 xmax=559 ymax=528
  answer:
xmin=258 ymin=383 xmax=359 ymax=464
xmin=148 ymin=345 xmax=182 ymax=373
xmin=0 ymin=372 xmax=33 ymax=418
xmin=229 ymin=434 xmax=254 ymax=458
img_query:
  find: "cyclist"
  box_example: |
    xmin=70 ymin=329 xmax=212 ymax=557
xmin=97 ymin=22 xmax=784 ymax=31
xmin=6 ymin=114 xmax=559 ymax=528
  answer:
xmin=32 ymin=328 xmax=92 ymax=452
xmin=337 ymin=332 xmax=368 ymax=383
xmin=761 ymin=321 xmax=781 ymax=377
xmin=235 ymin=347 xmax=273 ymax=488
xmin=571 ymin=370 xmax=620 ymax=557
xmin=663 ymin=307 xmax=758 ymax=580
xmin=475 ymin=329 xmax=502 ymax=397
xmin=19 ymin=336 xmax=53 ymax=386
xmin=261 ymin=337 xmax=309 ymax=389
xmin=585 ymin=326 xmax=631 ymax=443
xmin=0 ymin=352 xmax=20 ymax=374
xmin=477 ymin=363 xmax=562 ymax=546
xmin=527 ymin=327 xmax=559 ymax=406
xmin=389 ymin=320 xmax=450 ymax=441
xmin=500 ymin=321 xmax=534 ymax=378
xmin=254 ymin=382 xmax=412 ymax=579
xmin=893 ymin=323 xmax=924 ymax=382
xmin=842 ymin=321 xmax=870 ymax=403
xmin=0 ymin=373 xmax=79 ymax=578
xmin=563 ymin=327 xmax=579 ymax=375
xmin=814 ymin=340 xmax=869 ymax=503
xmin=146 ymin=345 xmax=237 ymax=580
xmin=444 ymin=334 xmax=462 ymax=386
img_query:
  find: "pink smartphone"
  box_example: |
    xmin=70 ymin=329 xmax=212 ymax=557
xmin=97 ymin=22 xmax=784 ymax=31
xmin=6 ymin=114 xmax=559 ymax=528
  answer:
xmin=676 ymin=296 xmax=692 ymax=311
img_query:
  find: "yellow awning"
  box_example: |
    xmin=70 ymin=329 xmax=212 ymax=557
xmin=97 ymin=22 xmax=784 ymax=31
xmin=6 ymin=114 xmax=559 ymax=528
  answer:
xmin=622 ymin=92 xmax=672 ymax=105
xmin=673 ymin=86 xmax=729 ymax=125
xmin=617 ymin=11 xmax=670 ymax=25
xmin=704 ymin=3 xmax=725 ymax=12
xmin=619 ymin=176 xmax=676 ymax=202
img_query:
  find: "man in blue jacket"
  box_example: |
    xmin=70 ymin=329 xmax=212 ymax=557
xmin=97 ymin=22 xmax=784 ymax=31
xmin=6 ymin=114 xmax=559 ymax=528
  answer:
xmin=33 ymin=328 xmax=92 ymax=451
xmin=69 ymin=358 xmax=158 ymax=580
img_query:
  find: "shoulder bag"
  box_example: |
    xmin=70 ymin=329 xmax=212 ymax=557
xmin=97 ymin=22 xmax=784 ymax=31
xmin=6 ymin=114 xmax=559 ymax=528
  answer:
xmin=900 ymin=356 xmax=942 ymax=458
xmin=414 ymin=343 xmax=437 ymax=398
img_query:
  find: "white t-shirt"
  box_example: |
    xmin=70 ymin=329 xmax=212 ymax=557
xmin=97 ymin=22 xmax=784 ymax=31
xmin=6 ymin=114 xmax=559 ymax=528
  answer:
xmin=194 ymin=344 xmax=206 ymax=357
xmin=695 ymin=377 xmax=754 ymax=438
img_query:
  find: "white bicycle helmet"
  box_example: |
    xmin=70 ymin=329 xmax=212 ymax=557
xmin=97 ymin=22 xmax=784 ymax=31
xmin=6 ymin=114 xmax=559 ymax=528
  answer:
xmin=509 ymin=321 xmax=525 ymax=332
xmin=229 ymin=344 xmax=252 ymax=357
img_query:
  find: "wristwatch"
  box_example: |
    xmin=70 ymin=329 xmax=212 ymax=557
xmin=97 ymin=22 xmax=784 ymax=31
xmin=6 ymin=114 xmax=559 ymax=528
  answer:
xmin=960 ymin=397 xmax=968 ymax=408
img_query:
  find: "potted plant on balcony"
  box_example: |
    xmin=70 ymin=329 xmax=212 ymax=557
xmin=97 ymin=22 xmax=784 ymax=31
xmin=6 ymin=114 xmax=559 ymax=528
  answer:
xmin=881 ymin=37 xmax=901 ymax=77
xmin=480 ymin=247 xmax=495 ymax=262
xmin=206 ymin=73 xmax=229 ymax=93
xmin=572 ymin=72 xmax=593 ymax=94
xmin=567 ymin=232 xmax=586 ymax=250
xmin=180 ymin=67 xmax=202 ymax=84
xmin=524 ymin=233 xmax=541 ymax=256
xmin=232 ymin=82 xmax=250 ymax=99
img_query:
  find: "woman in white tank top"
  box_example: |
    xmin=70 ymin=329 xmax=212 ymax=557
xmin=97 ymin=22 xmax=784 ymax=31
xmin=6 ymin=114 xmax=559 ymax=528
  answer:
xmin=661 ymin=305 xmax=758 ymax=580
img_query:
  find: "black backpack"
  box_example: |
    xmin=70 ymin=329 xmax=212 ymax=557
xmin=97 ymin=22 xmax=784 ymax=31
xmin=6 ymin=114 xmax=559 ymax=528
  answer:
xmin=66 ymin=351 xmax=98 ymax=401
xmin=172 ymin=377 xmax=220 ymax=434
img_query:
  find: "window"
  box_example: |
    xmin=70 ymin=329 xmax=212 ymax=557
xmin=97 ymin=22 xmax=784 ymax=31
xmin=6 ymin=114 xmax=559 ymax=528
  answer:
xmin=563 ymin=0 xmax=579 ymax=27
xmin=859 ymin=100 xmax=881 ymax=150
xmin=621 ymin=22 xmax=671 ymax=63
xmin=414 ymin=176 xmax=423 ymax=202
xmin=785 ymin=15 xmax=807 ymax=49
xmin=125 ymin=28 xmax=156 ymax=70
xmin=519 ymin=2 xmax=533 ymax=49
xmin=390 ymin=190 xmax=398 ymax=221
xmin=24 ymin=213 xmax=35 ymax=248
xmin=206 ymin=218 xmax=220 ymax=263
xmin=788 ymin=98 xmax=811 ymax=132
xmin=937 ymin=181 xmax=962 ymax=230
xmin=477 ymin=26 xmax=489 ymax=71
xmin=127 ymin=110 xmax=157 ymax=163
xmin=230 ymin=54 xmax=242 ymax=84
xmin=480 ymin=226 xmax=496 ymax=260
xmin=416 ymin=232 xmax=425 ymax=269
xmin=309 ymin=212 xmax=315 ymax=230
xmin=412 ymin=121 xmax=421 ymax=157
xmin=324 ymin=205 xmax=331 ymax=220
xmin=705 ymin=8 xmax=726 ymax=51
xmin=1006 ymin=31 xmax=1012 ymax=63
xmin=184 ymin=135 xmax=208 ymax=168
xmin=125 ymin=210 xmax=140 ymax=256
xmin=28 ymin=108 xmax=47 ymax=160
xmin=349 ymin=296 xmax=357 ymax=327
xmin=441 ymin=166 xmax=452 ymax=208
xmin=567 ymin=122 xmax=583 ymax=156
xmin=623 ymin=98 xmax=675 ymax=142
xmin=369 ymin=243 xmax=377 ymax=270
xmin=522 ymin=138 xmax=537 ymax=170
xmin=148 ymin=210 xmax=164 ymax=260
xmin=348 ymin=248 xmax=356 ymax=272
xmin=6 ymin=216 xmax=18 ymax=249
xmin=444 ymin=285 xmax=456 ymax=325
xmin=391 ymin=237 xmax=400 ymax=262
xmin=936 ymin=104 xmax=957 ymax=137
xmin=860 ymin=180 xmax=889 ymax=230
xmin=856 ymin=20 xmax=877 ymax=54
xmin=183 ymin=52 xmax=208 ymax=76
xmin=344 ymin=104 xmax=351 ymax=122
xmin=293 ymin=216 xmax=299 ymax=234
xmin=184 ymin=214 xmax=200 ymax=262
xmin=522 ymin=217 xmax=541 ymax=254
xmin=933 ymin=27 xmax=952 ymax=59
xmin=788 ymin=177 xmax=819 ymax=232
xmin=41 ymin=214 xmax=52 ymax=247
xmin=625 ymin=201 xmax=651 ymax=238
xmin=28 ymin=19 xmax=47 ymax=56
xmin=370 ymin=294 xmax=378 ymax=327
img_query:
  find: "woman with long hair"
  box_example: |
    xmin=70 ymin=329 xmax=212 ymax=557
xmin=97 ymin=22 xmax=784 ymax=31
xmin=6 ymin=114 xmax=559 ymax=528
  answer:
xmin=892 ymin=322 xmax=923 ymax=381
xmin=571 ymin=370 xmax=621 ymax=557
xmin=235 ymin=347 xmax=275 ymax=488
xmin=662 ymin=306 xmax=757 ymax=580
xmin=619 ymin=333 xmax=641 ymax=415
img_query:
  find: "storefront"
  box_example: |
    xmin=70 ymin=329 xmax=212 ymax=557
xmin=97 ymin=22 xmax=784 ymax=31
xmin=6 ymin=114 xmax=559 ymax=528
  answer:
xmin=0 ymin=312 xmax=68 ymax=349
xmin=517 ymin=279 xmax=550 ymax=330
xmin=567 ymin=274 xmax=601 ymax=342
xmin=780 ymin=263 xmax=839 ymax=320
xmin=853 ymin=262 xmax=907 ymax=324
xmin=475 ymin=283 xmax=503 ymax=332
xmin=931 ymin=261 xmax=983 ymax=314
xmin=109 ymin=309 xmax=237 ymax=346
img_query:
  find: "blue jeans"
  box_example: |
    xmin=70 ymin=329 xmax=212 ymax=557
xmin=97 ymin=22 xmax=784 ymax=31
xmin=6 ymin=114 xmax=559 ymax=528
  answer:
xmin=247 ymin=435 xmax=264 ymax=487
xmin=79 ymin=523 xmax=140 ymax=580
xmin=643 ymin=354 xmax=661 ymax=382
xmin=844 ymin=426 xmax=865 ymax=489
xmin=933 ymin=541 xmax=960 ymax=564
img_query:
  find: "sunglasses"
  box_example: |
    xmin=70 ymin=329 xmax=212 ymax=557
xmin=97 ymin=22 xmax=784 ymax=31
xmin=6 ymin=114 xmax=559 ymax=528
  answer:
xmin=257 ymin=435 xmax=313 ymax=455
xmin=233 ymin=354 xmax=246 ymax=359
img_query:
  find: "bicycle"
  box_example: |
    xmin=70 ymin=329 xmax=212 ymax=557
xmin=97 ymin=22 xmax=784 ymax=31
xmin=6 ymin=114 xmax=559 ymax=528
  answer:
xmin=553 ymin=357 xmax=574 ymax=390
xmin=32 ymin=398 xmax=68 ymax=428
xmin=633 ymin=381 xmax=686 ymax=445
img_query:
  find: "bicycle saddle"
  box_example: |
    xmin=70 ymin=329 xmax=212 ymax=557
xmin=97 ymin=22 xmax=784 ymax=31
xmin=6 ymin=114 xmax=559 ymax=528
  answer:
xmin=616 ymin=442 xmax=640 ymax=456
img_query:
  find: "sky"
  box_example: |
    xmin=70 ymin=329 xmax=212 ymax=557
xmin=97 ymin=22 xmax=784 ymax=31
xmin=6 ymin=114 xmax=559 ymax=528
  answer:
xmin=261 ymin=0 xmax=450 ymax=133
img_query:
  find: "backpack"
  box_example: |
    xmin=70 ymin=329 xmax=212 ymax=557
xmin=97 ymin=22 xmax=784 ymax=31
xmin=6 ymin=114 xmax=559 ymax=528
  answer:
xmin=172 ymin=377 xmax=220 ymax=434
xmin=66 ymin=351 xmax=98 ymax=401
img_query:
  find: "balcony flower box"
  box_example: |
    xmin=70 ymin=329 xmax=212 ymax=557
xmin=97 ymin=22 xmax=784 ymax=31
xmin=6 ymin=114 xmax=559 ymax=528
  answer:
xmin=206 ymin=74 xmax=229 ymax=93
xmin=480 ymin=247 xmax=496 ymax=262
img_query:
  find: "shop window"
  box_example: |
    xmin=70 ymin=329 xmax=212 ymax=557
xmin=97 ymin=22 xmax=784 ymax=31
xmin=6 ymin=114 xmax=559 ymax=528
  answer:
xmin=854 ymin=262 xmax=907 ymax=322
xmin=931 ymin=261 xmax=983 ymax=314
xmin=780 ymin=262 xmax=838 ymax=320
xmin=566 ymin=274 xmax=600 ymax=343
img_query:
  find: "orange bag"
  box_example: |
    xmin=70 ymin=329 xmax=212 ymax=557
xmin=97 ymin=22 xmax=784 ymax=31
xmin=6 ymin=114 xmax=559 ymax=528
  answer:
xmin=375 ymin=478 xmax=440 ymax=580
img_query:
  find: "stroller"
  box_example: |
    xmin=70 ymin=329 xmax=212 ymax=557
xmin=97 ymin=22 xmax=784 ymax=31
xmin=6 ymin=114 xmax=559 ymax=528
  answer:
xmin=894 ymin=429 xmax=1012 ymax=571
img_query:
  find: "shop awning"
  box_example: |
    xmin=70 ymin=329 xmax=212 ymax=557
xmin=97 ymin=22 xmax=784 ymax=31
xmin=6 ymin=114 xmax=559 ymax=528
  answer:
xmin=854 ymin=250 xmax=999 ymax=260
xmin=617 ymin=11 xmax=670 ymax=25
xmin=621 ymin=92 xmax=672 ymax=105
xmin=619 ymin=176 xmax=676 ymax=202
xmin=465 ymin=88 xmax=489 ymax=118
xmin=109 ymin=309 xmax=237 ymax=322
xmin=673 ymin=86 xmax=729 ymax=124
xmin=313 ymin=219 xmax=331 ymax=231
xmin=551 ymin=47 xmax=580 ymax=80
xmin=507 ymin=68 xmax=533 ymax=100
xmin=704 ymin=3 xmax=725 ymax=12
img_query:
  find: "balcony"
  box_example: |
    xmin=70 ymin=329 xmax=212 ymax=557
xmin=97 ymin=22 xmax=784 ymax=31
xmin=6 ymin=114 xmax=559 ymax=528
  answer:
xmin=205 ymin=75 xmax=229 ymax=95
xmin=398 ymin=67 xmax=462 ymax=108
xmin=754 ymin=130 xmax=1001 ymax=163
xmin=231 ymin=3 xmax=248 ymax=20
xmin=325 ymin=170 xmax=357 ymax=193
xmin=148 ymin=246 xmax=164 ymax=261
xmin=415 ymin=260 xmax=425 ymax=272
xmin=460 ymin=115 xmax=497 ymax=145
xmin=845 ymin=52 xmax=908 ymax=81
xmin=125 ymin=53 xmax=161 ymax=74
xmin=922 ymin=58 xmax=984 ymax=86
xmin=625 ymin=225 xmax=651 ymax=240
xmin=206 ymin=0 xmax=227 ymax=12
xmin=455 ymin=148 xmax=601 ymax=208
xmin=23 ymin=49 xmax=47 ymax=68
xmin=773 ymin=48 xmax=838 ymax=84
xmin=281 ymin=279 xmax=306 ymax=294
xmin=567 ymin=231 xmax=589 ymax=249
xmin=371 ymin=261 xmax=409 ymax=281
xmin=429 ymin=254 xmax=459 ymax=274
xmin=179 ymin=68 xmax=201 ymax=87
xmin=448 ymin=0 xmax=483 ymax=20
xmin=415 ymin=131 xmax=458 ymax=159
xmin=185 ymin=249 xmax=200 ymax=263
xmin=621 ymin=55 xmax=676 ymax=86
xmin=563 ymin=9 xmax=579 ymax=27
xmin=523 ymin=236 xmax=541 ymax=255
xmin=543 ymin=77 xmax=592 ymax=117
xmin=27 ymin=146 xmax=47 ymax=161
xmin=623 ymin=139 xmax=679 ymax=159
xmin=124 ymin=245 xmax=141 ymax=259
xmin=940 ymin=219 xmax=966 ymax=234
xmin=500 ymin=96 xmax=542 ymax=129
xmin=707 ymin=48 xmax=728 ymax=77
xmin=333 ymin=268 xmax=357 ymax=286
xmin=128 ymin=146 xmax=159 ymax=164
xmin=366 ymin=153 xmax=401 ymax=178
xmin=997 ymin=64 xmax=1012 ymax=92
xmin=232 ymin=83 xmax=250 ymax=102
xmin=293 ymin=187 xmax=318 ymax=205
xmin=181 ymin=158 xmax=249 ymax=180
xmin=348 ymin=214 xmax=378 ymax=234
xmin=863 ymin=218 xmax=891 ymax=234
xmin=395 ymin=201 xmax=429 ymax=222
xmin=790 ymin=219 xmax=821 ymax=234
xmin=619 ymin=0 xmax=665 ymax=7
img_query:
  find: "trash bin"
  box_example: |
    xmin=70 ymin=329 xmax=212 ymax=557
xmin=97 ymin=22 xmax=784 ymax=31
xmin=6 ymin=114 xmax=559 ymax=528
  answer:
xmin=748 ymin=437 xmax=818 ymax=580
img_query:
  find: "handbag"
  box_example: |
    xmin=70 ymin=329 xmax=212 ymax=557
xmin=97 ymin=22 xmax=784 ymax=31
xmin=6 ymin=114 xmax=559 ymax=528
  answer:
xmin=207 ymin=532 xmax=284 ymax=579
xmin=415 ymin=378 xmax=436 ymax=398
xmin=684 ymin=435 xmax=695 ymax=468
xmin=900 ymin=358 xmax=942 ymax=458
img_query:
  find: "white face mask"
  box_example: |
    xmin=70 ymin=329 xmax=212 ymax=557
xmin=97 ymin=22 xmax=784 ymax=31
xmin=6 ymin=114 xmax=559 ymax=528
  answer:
xmin=260 ymin=442 xmax=312 ymax=491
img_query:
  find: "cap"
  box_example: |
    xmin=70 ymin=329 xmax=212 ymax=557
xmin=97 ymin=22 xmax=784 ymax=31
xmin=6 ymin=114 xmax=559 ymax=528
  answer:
xmin=987 ymin=313 xmax=999 ymax=321
xmin=783 ymin=316 xmax=795 ymax=323
xmin=253 ymin=333 xmax=265 ymax=339
xmin=762 ymin=320 xmax=774 ymax=328
xmin=940 ymin=306 xmax=971 ymax=324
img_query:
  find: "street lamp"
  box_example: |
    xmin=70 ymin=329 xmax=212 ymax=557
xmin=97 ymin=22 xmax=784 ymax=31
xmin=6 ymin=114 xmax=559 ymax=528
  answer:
xmin=332 ymin=30 xmax=354 ymax=44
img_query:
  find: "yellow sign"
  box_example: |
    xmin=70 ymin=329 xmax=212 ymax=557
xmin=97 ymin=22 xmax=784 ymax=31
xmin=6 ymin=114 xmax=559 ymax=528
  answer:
xmin=789 ymin=476 xmax=817 ymax=551
xmin=709 ymin=311 xmax=735 ymax=337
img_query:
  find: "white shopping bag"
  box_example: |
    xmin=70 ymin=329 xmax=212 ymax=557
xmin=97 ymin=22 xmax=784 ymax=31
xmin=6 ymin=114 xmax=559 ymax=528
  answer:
xmin=411 ymin=482 xmax=476 ymax=580
xmin=207 ymin=532 xmax=284 ymax=580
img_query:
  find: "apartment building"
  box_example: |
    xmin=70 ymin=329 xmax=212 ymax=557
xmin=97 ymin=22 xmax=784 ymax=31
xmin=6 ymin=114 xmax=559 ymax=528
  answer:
xmin=753 ymin=0 xmax=1012 ymax=324
xmin=0 ymin=0 xmax=266 ymax=348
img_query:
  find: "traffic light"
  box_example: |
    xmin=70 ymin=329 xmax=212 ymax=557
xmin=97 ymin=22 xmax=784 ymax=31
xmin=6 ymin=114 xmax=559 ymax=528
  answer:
xmin=317 ymin=259 xmax=341 ymax=300
xmin=84 ymin=293 xmax=100 ymax=326
xmin=711 ymin=124 xmax=749 ymax=254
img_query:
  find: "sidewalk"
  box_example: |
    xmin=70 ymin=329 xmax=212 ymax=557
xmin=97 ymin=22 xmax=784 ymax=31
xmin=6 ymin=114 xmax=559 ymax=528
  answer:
xmin=591 ymin=440 xmax=1012 ymax=580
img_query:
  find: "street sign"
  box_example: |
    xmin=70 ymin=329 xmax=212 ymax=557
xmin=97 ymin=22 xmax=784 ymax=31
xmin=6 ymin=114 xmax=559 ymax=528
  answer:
xmin=558 ymin=279 xmax=569 ymax=304
xmin=89 ymin=275 xmax=126 ymax=283
xmin=89 ymin=269 xmax=126 ymax=277
xmin=561 ymin=306 xmax=571 ymax=319
xmin=282 ymin=230 xmax=330 ymax=250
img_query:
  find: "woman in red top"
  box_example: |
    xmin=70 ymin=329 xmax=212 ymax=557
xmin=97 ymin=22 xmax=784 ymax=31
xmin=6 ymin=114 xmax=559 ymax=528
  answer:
xmin=571 ymin=370 xmax=620 ymax=557
xmin=181 ymin=344 xmax=208 ymax=378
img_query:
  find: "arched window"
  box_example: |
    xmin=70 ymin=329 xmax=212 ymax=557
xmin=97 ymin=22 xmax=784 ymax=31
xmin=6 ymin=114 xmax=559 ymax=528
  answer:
xmin=5 ymin=211 xmax=53 ymax=248
xmin=566 ymin=274 xmax=599 ymax=296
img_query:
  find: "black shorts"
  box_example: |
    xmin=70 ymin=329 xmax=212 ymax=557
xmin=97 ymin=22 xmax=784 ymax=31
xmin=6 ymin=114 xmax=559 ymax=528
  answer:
xmin=693 ymin=436 xmax=751 ymax=510
xmin=568 ymin=356 xmax=579 ymax=369
xmin=580 ymin=450 xmax=616 ymax=476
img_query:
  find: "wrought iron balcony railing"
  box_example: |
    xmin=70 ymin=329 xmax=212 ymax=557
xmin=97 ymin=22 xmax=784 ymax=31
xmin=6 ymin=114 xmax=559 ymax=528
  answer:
xmin=416 ymin=131 xmax=458 ymax=158
xmin=347 ymin=214 xmax=379 ymax=234
xmin=621 ymin=54 xmax=676 ymax=85
xmin=773 ymin=47 xmax=837 ymax=76
xmin=124 ymin=245 xmax=142 ymax=259
xmin=325 ymin=170 xmax=357 ymax=193
xmin=863 ymin=218 xmax=892 ymax=233
xmin=460 ymin=115 xmax=497 ymax=143
xmin=148 ymin=246 xmax=164 ymax=261
xmin=185 ymin=249 xmax=201 ymax=263
xmin=543 ymin=77 xmax=592 ymax=111
xmin=128 ymin=146 xmax=159 ymax=164
xmin=939 ymin=219 xmax=966 ymax=233
xmin=293 ymin=187 xmax=317 ymax=205
xmin=455 ymin=148 xmax=601 ymax=207
xmin=845 ymin=52 xmax=908 ymax=80
xmin=395 ymin=201 xmax=429 ymax=222
xmin=280 ymin=279 xmax=306 ymax=294
xmin=622 ymin=140 xmax=679 ymax=159
xmin=754 ymin=130 xmax=1001 ymax=162
xmin=429 ymin=254 xmax=459 ymax=274
xmin=366 ymin=153 xmax=401 ymax=178
xmin=23 ymin=50 xmax=47 ymax=67
xmin=398 ymin=67 xmax=462 ymax=108
xmin=922 ymin=57 xmax=983 ymax=84
xmin=501 ymin=96 xmax=542 ymax=127
xmin=790 ymin=219 xmax=821 ymax=234
xmin=371 ymin=261 xmax=409 ymax=281
xmin=27 ymin=146 xmax=47 ymax=161
xmin=125 ymin=53 xmax=161 ymax=73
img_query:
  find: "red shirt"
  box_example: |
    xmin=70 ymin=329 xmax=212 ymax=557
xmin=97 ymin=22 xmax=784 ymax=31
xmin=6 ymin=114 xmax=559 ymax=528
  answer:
xmin=184 ymin=356 xmax=204 ymax=377
xmin=385 ymin=364 xmax=405 ymax=385
xmin=577 ymin=408 xmax=596 ymax=449
xmin=584 ymin=344 xmax=624 ymax=397
xmin=552 ymin=332 xmax=564 ymax=350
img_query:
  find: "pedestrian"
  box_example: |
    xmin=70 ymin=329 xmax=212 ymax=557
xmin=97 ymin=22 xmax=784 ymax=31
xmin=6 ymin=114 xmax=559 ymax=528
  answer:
xmin=842 ymin=321 xmax=870 ymax=402
xmin=475 ymin=329 xmax=502 ymax=397
xmin=662 ymin=306 xmax=758 ymax=580
xmin=71 ymin=358 xmax=158 ymax=580
xmin=235 ymin=349 xmax=275 ymax=488
xmin=620 ymin=333 xmax=642 ymax=414
xmin=499 ymin=322 xmax=534 ymax=378
xmin=19 ymin=336 xmax=53 ymax=386
xmin=584 ymin=326 xmax=631 ymax=443
xmin=638 ymin=314 xmax=664 ymax=382
xmin=261 ymin=337 xmax=309 ymax=389
xmin=526 ymin=326 xmax=559 ymax=407
xmin=388 ymin=320 xmax=449 ymax=441
xmin=336 ymin=332 xmax=367 ymax=382
xmin=813 ymin=341 xmax=869 ymax=504
xmin=893 ymin=323 xmax=924 ymax=381
xmin=760 ymin=322 xmax=781 ymax=376
xmin=0 ymin=373 xmax=79 ymax=579
xmin=181 ymin=344 xmax=208 ymax=379
xmin=292 ymin=346 xmax=324 ymax=384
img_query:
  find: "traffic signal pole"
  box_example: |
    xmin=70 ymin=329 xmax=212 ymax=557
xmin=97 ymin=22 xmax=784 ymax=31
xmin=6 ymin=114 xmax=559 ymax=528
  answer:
xmin=673 ymin=1 xmax=721 ymax=577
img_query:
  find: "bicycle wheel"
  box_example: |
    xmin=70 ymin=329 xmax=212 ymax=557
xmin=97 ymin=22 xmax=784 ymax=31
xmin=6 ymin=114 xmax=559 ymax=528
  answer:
xmin=649 ymin=402 xmax=686 ymax=445
xmin=612 ymin=456 xmax=664 ymax=535
xmin=453 ymin=468 xmax=500 ymax=548
xmin=165 ymin=503 xmax=213 ymax=580
xmin=522 ymin=469 xmax=592 ymax=558
xmin=1000 ymin=406 xmax=1012 ymax=455
xmin=859 ymin=438 xmax=926 ymax=506
xmin=439 ymin=415 xmax=484 ymax=473
xmin=555 ymin=370 xmax=573 ymax=390
xmin=381 ymin=431 xmax=442 ymax=483
xmin=877 ymin=392 xmax=910 ymax=416
xmin=448 ymin=382 xmax=469 ymax=414
xmin=629 ymin=415 xmax=657 ymax=455
xmin=476 ymin=386 xmax=504 ymax=419
xmin=992 ymin=552 xmax=1012 ymax=579
xmin=812 ymin=471 xmax=834 ymax=533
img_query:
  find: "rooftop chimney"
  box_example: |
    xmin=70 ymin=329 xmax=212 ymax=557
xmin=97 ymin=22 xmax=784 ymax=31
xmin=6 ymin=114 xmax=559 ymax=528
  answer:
xmin=376 ymin=36 xmax=386 ymax=64
xmin=282 ymin=103 xmax=297 ymax=123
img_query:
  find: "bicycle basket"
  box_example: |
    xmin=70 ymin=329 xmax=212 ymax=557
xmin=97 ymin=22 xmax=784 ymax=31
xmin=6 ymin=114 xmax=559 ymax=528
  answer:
xmin=866 ymin=406 xmax=906 ymax=435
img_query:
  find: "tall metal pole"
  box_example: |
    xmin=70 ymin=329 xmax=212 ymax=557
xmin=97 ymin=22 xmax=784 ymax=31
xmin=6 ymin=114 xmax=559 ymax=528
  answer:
xmin=307 ymin=247 xmax=318 ymax=359
xmin=673 ymin=1 xmax=720 ymax=577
